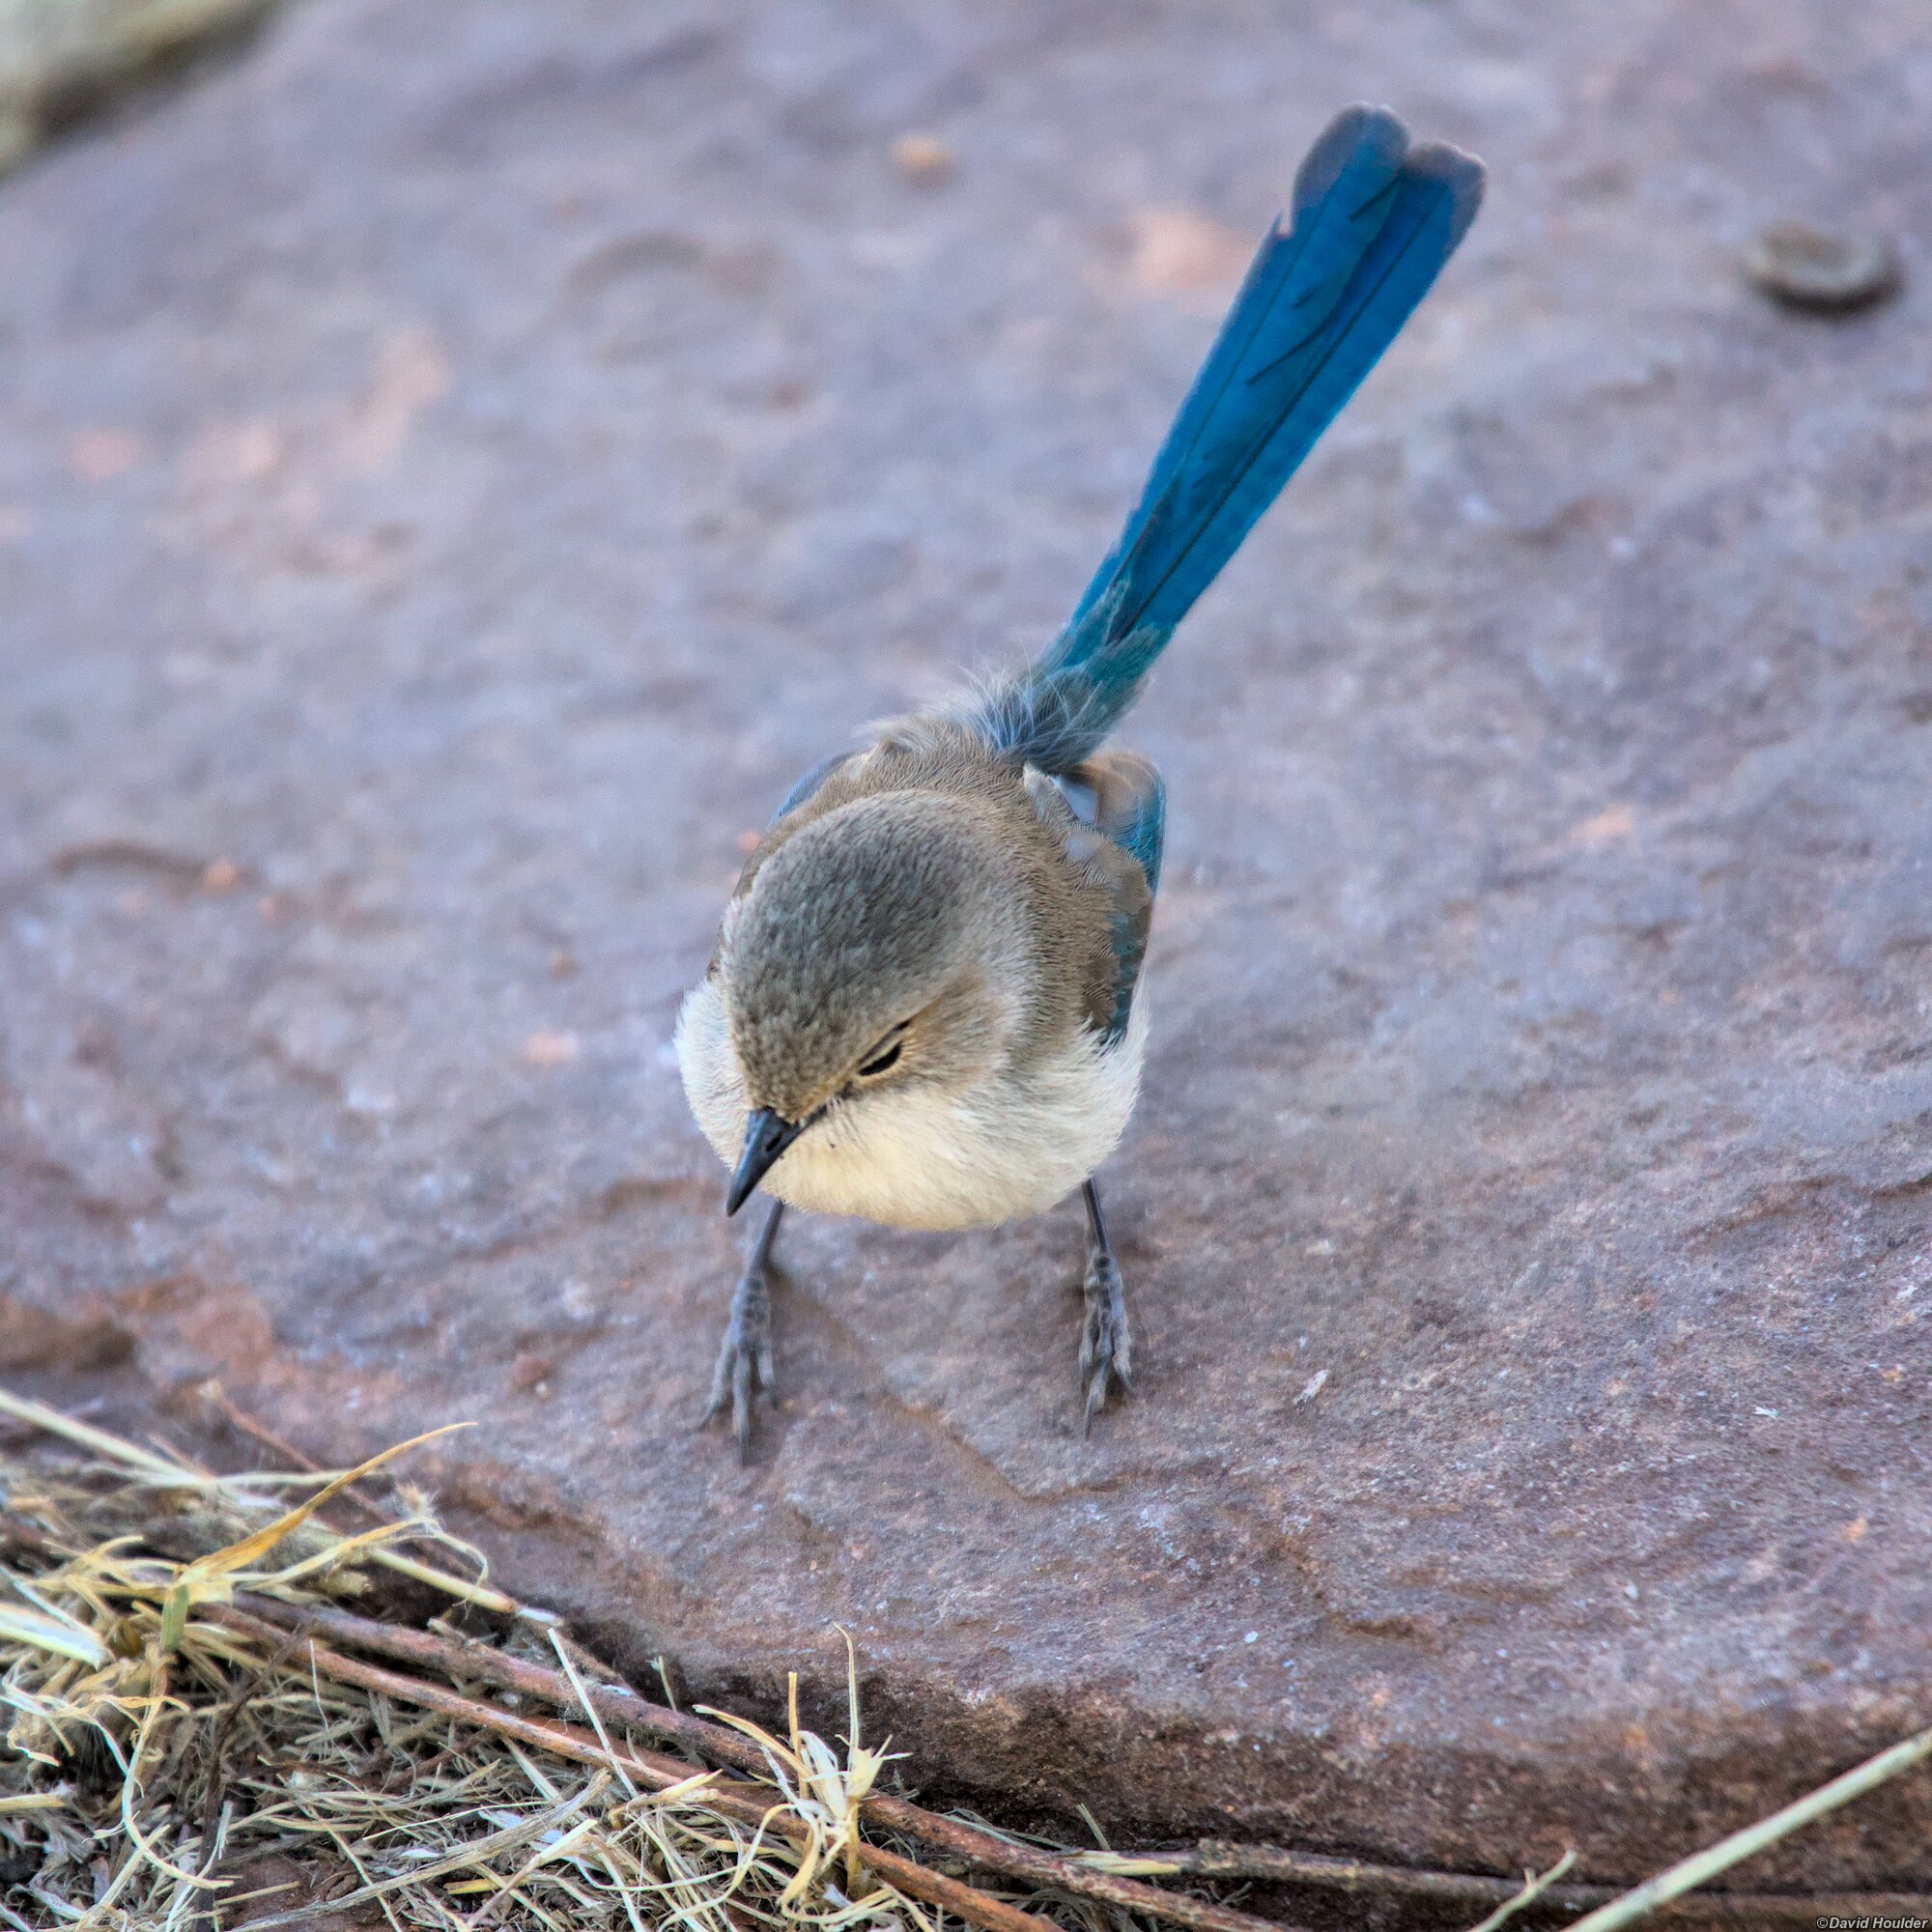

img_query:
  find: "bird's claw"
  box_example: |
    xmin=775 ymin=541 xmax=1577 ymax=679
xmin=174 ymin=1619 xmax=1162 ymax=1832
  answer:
xmin=700 ymin=1268 xmax=775 ymax=1463
xmin=1079 ymin=1244 xmax=1133 ymax=1434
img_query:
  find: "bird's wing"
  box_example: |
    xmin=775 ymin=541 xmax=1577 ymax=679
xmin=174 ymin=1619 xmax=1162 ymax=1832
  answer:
xmin=770 ymin=752 xmax=857 ymax=823
xmin=1046 ymin=751 xmax=1164 ymax=1045
xmin=1084 ymin=750 xmax=1165 ymax=899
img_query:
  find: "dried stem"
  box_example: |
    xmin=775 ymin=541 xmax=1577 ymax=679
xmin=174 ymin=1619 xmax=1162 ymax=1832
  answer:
xmin=1150 ymin=1837 xmax=1932 ymax=1927
xmin=1563 ymin=1720 xmax=1932 ymax=1932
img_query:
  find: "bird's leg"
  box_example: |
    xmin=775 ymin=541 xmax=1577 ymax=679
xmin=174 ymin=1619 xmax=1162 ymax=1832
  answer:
xmin=701 ymin=1199 xmax=783 ymax=1461
xmin=1078 ymin=1178 xmax=1133 ymax=1433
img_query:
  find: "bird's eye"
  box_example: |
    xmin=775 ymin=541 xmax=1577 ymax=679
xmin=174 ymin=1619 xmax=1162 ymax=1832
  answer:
xmin=856 ymin=1037 xmax=904 ymax=1077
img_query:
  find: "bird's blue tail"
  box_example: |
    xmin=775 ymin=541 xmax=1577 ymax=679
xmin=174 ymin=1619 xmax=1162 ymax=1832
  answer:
xmin=971 ymin=104 xmax=1484 ymax=773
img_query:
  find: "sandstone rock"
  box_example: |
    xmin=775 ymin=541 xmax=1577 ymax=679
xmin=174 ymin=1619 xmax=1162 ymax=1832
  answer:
xmin=2 ymin=0 xmax=1930 ymax=1905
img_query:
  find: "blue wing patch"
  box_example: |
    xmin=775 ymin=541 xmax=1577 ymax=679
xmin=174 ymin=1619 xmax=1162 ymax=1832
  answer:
xmin=1063 ymin=752 xmax=1165 ymax=1045
xmin=770 ymin=752 xmax=854 ymax=825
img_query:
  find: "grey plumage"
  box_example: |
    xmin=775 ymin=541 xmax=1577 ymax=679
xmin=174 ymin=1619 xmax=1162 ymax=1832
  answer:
xmin=730 ymin=754 xmax=1105 ymax=1120
xmin=678 ymin=718 xmax=1151 ymax=1228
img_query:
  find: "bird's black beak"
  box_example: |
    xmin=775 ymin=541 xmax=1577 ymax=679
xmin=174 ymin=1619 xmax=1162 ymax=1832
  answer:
xmin=725 ymin=1106 xmax=805 ymax=1216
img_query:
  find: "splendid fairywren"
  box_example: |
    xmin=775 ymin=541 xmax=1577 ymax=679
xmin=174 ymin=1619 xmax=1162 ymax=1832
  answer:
xmin=678 ymin=104 xmax=1484 ymax=1455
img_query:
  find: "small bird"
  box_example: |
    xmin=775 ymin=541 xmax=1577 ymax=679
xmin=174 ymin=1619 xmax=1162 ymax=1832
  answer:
xmin=678 ymin=104 xmax=1484 ymax=1455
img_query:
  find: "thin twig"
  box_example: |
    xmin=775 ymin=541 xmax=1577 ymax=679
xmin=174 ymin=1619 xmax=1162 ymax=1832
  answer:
xmin=1175 ymin=1838 xmax=1562 ymax=1898
xmin=1131 ymin=1837 xmax=1932 ymax=1926
xmin=228 ymin=1593 xmax=1295 ymax=1932
xmin=1463 ymin=1850 xmax=1577 ymax=1931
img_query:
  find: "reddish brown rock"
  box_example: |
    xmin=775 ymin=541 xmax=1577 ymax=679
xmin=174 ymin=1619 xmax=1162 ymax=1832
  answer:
xmin=2 ymin=0 xmax=1931 ymax=1907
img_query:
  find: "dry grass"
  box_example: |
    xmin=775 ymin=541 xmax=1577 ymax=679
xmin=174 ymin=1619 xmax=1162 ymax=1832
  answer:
xmin=0 ymin=1395 xmax=1110 ymax=1932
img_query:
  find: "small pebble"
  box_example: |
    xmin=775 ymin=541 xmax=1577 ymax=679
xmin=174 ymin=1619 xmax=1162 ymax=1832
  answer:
xmin=1745 ymin=220 xmax=1901 ymax=314
xmin=892 ymin=133 xmax=953 ymax=185
xmin=522 ymin=1028 xmax=580 ymax=1067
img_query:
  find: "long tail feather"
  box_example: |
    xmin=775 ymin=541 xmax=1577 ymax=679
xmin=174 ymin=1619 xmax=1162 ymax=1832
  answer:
xmin=972 ymin=103 xmax=1483 ymax=771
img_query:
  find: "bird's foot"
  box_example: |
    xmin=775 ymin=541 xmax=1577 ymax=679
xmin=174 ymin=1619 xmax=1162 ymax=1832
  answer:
xmin=700 ymin=1261 xmax=776 ymax=1463
xmin=1079 ymin=1241 xmax=1133 ymax=1434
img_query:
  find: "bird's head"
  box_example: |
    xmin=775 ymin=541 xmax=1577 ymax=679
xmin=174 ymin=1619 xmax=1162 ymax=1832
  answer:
xmin=714 ymin=790 xmax=1035 ymax=1213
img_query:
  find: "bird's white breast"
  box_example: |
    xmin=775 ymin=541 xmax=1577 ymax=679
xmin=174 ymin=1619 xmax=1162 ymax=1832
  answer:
xmin=673 ymin=976 xmax=1147 ymax=1231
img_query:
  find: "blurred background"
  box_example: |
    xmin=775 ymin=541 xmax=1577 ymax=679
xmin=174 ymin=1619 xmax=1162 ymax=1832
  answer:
xmin=2 ymin=0 xmax=1930 ymax=1914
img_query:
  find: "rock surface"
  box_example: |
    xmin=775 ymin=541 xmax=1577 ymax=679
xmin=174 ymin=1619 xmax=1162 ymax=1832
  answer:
xmin=3 ymin=0 xmax=1932 ymax=1902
